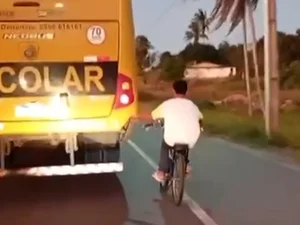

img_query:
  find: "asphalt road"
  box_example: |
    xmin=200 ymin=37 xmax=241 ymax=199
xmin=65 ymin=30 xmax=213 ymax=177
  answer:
xmin=0 ymin=124 xmax=300 ymax=225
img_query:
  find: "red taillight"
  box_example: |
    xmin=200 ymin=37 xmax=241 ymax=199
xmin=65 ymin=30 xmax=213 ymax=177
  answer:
xmin=114 ymin=73 xmax=134 ymax=109
xmin=97 ymin=56 xmax=110 ymax=62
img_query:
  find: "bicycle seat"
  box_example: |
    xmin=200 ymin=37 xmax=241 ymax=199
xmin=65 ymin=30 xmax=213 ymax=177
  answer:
xmin=173 ymin=144 xmax=189 ymax=151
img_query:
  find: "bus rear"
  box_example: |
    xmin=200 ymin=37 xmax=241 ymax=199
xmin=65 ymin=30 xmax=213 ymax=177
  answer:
xmin=0 ymin=0 xmax=138 ymax=174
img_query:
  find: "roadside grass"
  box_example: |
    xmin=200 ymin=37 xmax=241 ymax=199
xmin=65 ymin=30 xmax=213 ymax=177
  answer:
xmin=138 ymin=91 xmax=300 ymax=151
xmin=201 ymin=107 xmax=300 ymax=150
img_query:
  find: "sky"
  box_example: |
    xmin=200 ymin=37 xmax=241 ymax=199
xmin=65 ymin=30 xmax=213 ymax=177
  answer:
xmin=132 ymin=0 xmax=299 ymax=54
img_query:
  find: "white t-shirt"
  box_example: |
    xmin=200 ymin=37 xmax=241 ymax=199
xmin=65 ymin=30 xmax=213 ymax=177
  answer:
xmin=151 ymin=97 xmax=203 ymax=149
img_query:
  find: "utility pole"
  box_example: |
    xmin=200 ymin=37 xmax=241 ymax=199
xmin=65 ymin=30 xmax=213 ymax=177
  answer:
xmin=242 ymin=13 xmax=252 ymax=117
xmin=264 ymin=0 xmax=280 ymax=137
xmin=263 ymin=0 xmax=270 ymax=136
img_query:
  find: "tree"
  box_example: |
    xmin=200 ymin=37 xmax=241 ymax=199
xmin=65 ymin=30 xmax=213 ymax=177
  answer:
xmin=180 ymin=43 xmax=223 ymax=64
xmin=242 ymin=11 xmax=252 ymax=117
xmin=161 ymin=56 xmax=185 ymax=81
xmin=280 ymin=60 xmax=300 ymax=89
xmin=218 ymin=41 xmax=230 ymax=51
xmin=135 ymin=35 xmax=153 ymax=71
xmin=209 ymin=0 xmax=264 ymax=115
xmin=185 ymin=9 xmax=210 ymax=44
xmin=247 ymin=3 xmax=265 ymax=116
xmin=218 ymin=41 xmax=231 ymax=64
xmin=228 ymin=30 xmax=300 ymax=79
xmin=159 ymin=51 xmax=172 ymax=67
xmin=210 ymin=0 xmax=259 ymax=34
xmin=209 ymin=0 xmax=280 ymax=135
xmin=193 ymin=9 xmax=210 ymax=41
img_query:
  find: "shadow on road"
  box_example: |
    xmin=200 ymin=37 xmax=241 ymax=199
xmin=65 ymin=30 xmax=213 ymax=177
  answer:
xmin=6 ymin=143 xmax=85 ymax=168
xmin=156 ymin=197 xmax=204 ymax=225
xmin=0 ymin=144 xmax=129 ymax=225
xmin=0 ymin=174 xmax=128 ymax=225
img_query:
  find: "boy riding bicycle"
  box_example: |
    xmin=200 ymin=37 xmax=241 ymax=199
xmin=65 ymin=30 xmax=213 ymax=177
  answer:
xmin=137 ymin=79 xmax=203 ymax=182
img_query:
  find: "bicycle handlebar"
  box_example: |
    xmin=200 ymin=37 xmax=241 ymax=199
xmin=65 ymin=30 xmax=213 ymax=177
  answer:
xmin=143 ymin=119 xmax=164 ymax=130
xmin=143 ymin=118 xmax=204 ymax=132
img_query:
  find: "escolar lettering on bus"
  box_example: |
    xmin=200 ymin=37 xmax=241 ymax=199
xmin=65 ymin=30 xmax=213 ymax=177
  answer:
xmin=0 ymin=65 xmax=105 ymax=93
xmin=2 ymin=33 xmax=55 ymax=40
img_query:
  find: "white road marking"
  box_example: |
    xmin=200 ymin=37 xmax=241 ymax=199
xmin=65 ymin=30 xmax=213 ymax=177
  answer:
xmin=128 ymin=139 xmax=218 ymax=225
xmin=120 ymin=143 xmax=165 ymax=225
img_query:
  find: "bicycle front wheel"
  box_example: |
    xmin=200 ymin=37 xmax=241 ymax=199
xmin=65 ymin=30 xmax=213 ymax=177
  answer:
xmin=171 ymin=153 xmax=186 ymax=206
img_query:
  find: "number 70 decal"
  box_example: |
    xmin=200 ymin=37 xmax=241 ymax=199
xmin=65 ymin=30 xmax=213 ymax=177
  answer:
xmin=87 ymin=25 xmax=106 ymax=45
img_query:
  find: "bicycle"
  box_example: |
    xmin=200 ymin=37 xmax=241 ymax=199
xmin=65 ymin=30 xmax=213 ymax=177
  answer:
xmin=143 ymin=119 xmax=189 ymax=206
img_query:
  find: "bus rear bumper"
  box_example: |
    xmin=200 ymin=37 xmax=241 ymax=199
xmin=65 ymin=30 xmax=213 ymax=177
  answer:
xmin=0 ymin=162 xmax=123 ymax=177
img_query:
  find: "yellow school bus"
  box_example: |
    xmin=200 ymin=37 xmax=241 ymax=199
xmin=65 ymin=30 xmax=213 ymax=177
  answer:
xmin=0 ymin=0 xmax=138 ymax=174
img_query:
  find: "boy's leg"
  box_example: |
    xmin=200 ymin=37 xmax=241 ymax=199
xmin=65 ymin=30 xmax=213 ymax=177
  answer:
xmin=185 ymin=147 xmax=192 ymax=175
xmin=186 ymin=162 xmax=192 ymax=174
xmin=158 ymin=139 xmax=170 ymax=173
xmin=152 ymin=139 xmax=170 ymax=182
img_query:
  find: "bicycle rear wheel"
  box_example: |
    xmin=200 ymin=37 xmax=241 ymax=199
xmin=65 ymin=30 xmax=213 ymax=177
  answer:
xmin=171 ymin=153 xmax=186 ymax=206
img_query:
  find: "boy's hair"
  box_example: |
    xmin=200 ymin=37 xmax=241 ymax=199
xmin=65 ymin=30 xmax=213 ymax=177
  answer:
xmin=173 ymin=79 xmax=188 ymax=95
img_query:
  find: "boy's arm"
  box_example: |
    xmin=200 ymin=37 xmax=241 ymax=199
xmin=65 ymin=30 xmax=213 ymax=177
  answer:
xmin=197 ymin=107 xmax=204 ymax=129
xmin=132 ymin=102 xmax=164 ymax=121
xmin=151 ymin=103 xmax=164 ymax=120
xmin=199 ymin=119 xmax=204 ymax=129
xmin=132 ymin=113 xmax=153 ymax=121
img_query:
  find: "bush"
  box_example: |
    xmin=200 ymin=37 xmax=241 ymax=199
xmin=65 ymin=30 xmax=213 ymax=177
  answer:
xmin=268 ymin=132 xmax=289 ymax=148
xmin=160 ymin=56 xmax=185 ymax=81
xmin=179 ymin=43 xmax=226 ymax=64
xmin=281 ymin=60 xmax=300 ymax=89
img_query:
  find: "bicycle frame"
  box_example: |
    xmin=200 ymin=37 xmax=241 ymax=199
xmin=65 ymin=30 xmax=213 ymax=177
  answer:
xmin=143 ymin=119 xmax=190 ymax=206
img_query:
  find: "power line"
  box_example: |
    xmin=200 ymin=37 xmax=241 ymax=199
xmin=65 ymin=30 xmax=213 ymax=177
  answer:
xmin=147 ymin=0 xmax=178 ymax=32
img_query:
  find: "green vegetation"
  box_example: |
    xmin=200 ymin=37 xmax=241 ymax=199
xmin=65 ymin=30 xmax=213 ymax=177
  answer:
xmin=201 ymin=107 xmax=300 ymax=149
xmin=160 ymin=56 xmax=185 ymax=81
xmin=184 ymin=9 xmax=210 ymax=44
xmin=152 ymin=30 xmax=300 ymax=88
xmin=135 ymin=35 xmax=153 ymax=72
xmin=138 ymin=93 xmax=300 ymax=150
xmin=281 ymin=60 xmax=300 ymax=89
xmin=136 ymin=28 xmax=300 ymax=89
xmin=135 ymin=6 xmax=300 ymax=154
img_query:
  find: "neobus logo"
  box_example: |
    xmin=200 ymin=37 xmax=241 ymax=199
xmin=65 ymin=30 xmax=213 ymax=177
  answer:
xmin=2 ymin=33 xmax=55 ymax=40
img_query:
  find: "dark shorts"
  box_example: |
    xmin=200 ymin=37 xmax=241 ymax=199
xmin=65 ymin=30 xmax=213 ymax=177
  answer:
xmin=158 ymin=139 xmax=189 ymax=173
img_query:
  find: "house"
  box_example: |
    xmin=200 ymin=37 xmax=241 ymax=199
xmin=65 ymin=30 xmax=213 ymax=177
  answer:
xmin=184 ymin=62 xmax=236 ymax=79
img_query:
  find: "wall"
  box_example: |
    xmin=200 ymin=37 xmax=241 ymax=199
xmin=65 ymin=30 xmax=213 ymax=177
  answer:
xmin=184 ymin=66 xmax=236 ymax=79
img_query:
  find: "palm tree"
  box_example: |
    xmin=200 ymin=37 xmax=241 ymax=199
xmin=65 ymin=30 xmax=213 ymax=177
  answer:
xmin=185 ymin=9 xmax=210 ymax=44
xmin=210 ymin=0 xmax=280 ymax=134
xmin=210 ymin=0 xmax=264 ymax=115
xmin=210 ymin=0 xmax=259 ymax=34
xmin=242 ymin=12 xmax=252 ymax=117
xmin=247 ymin=3 xmax=265 ymax=116
xmin=185 ymin=22 xmax=200 ymax=44
xmin=194 ymin=9 xmax=210 ymax=41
